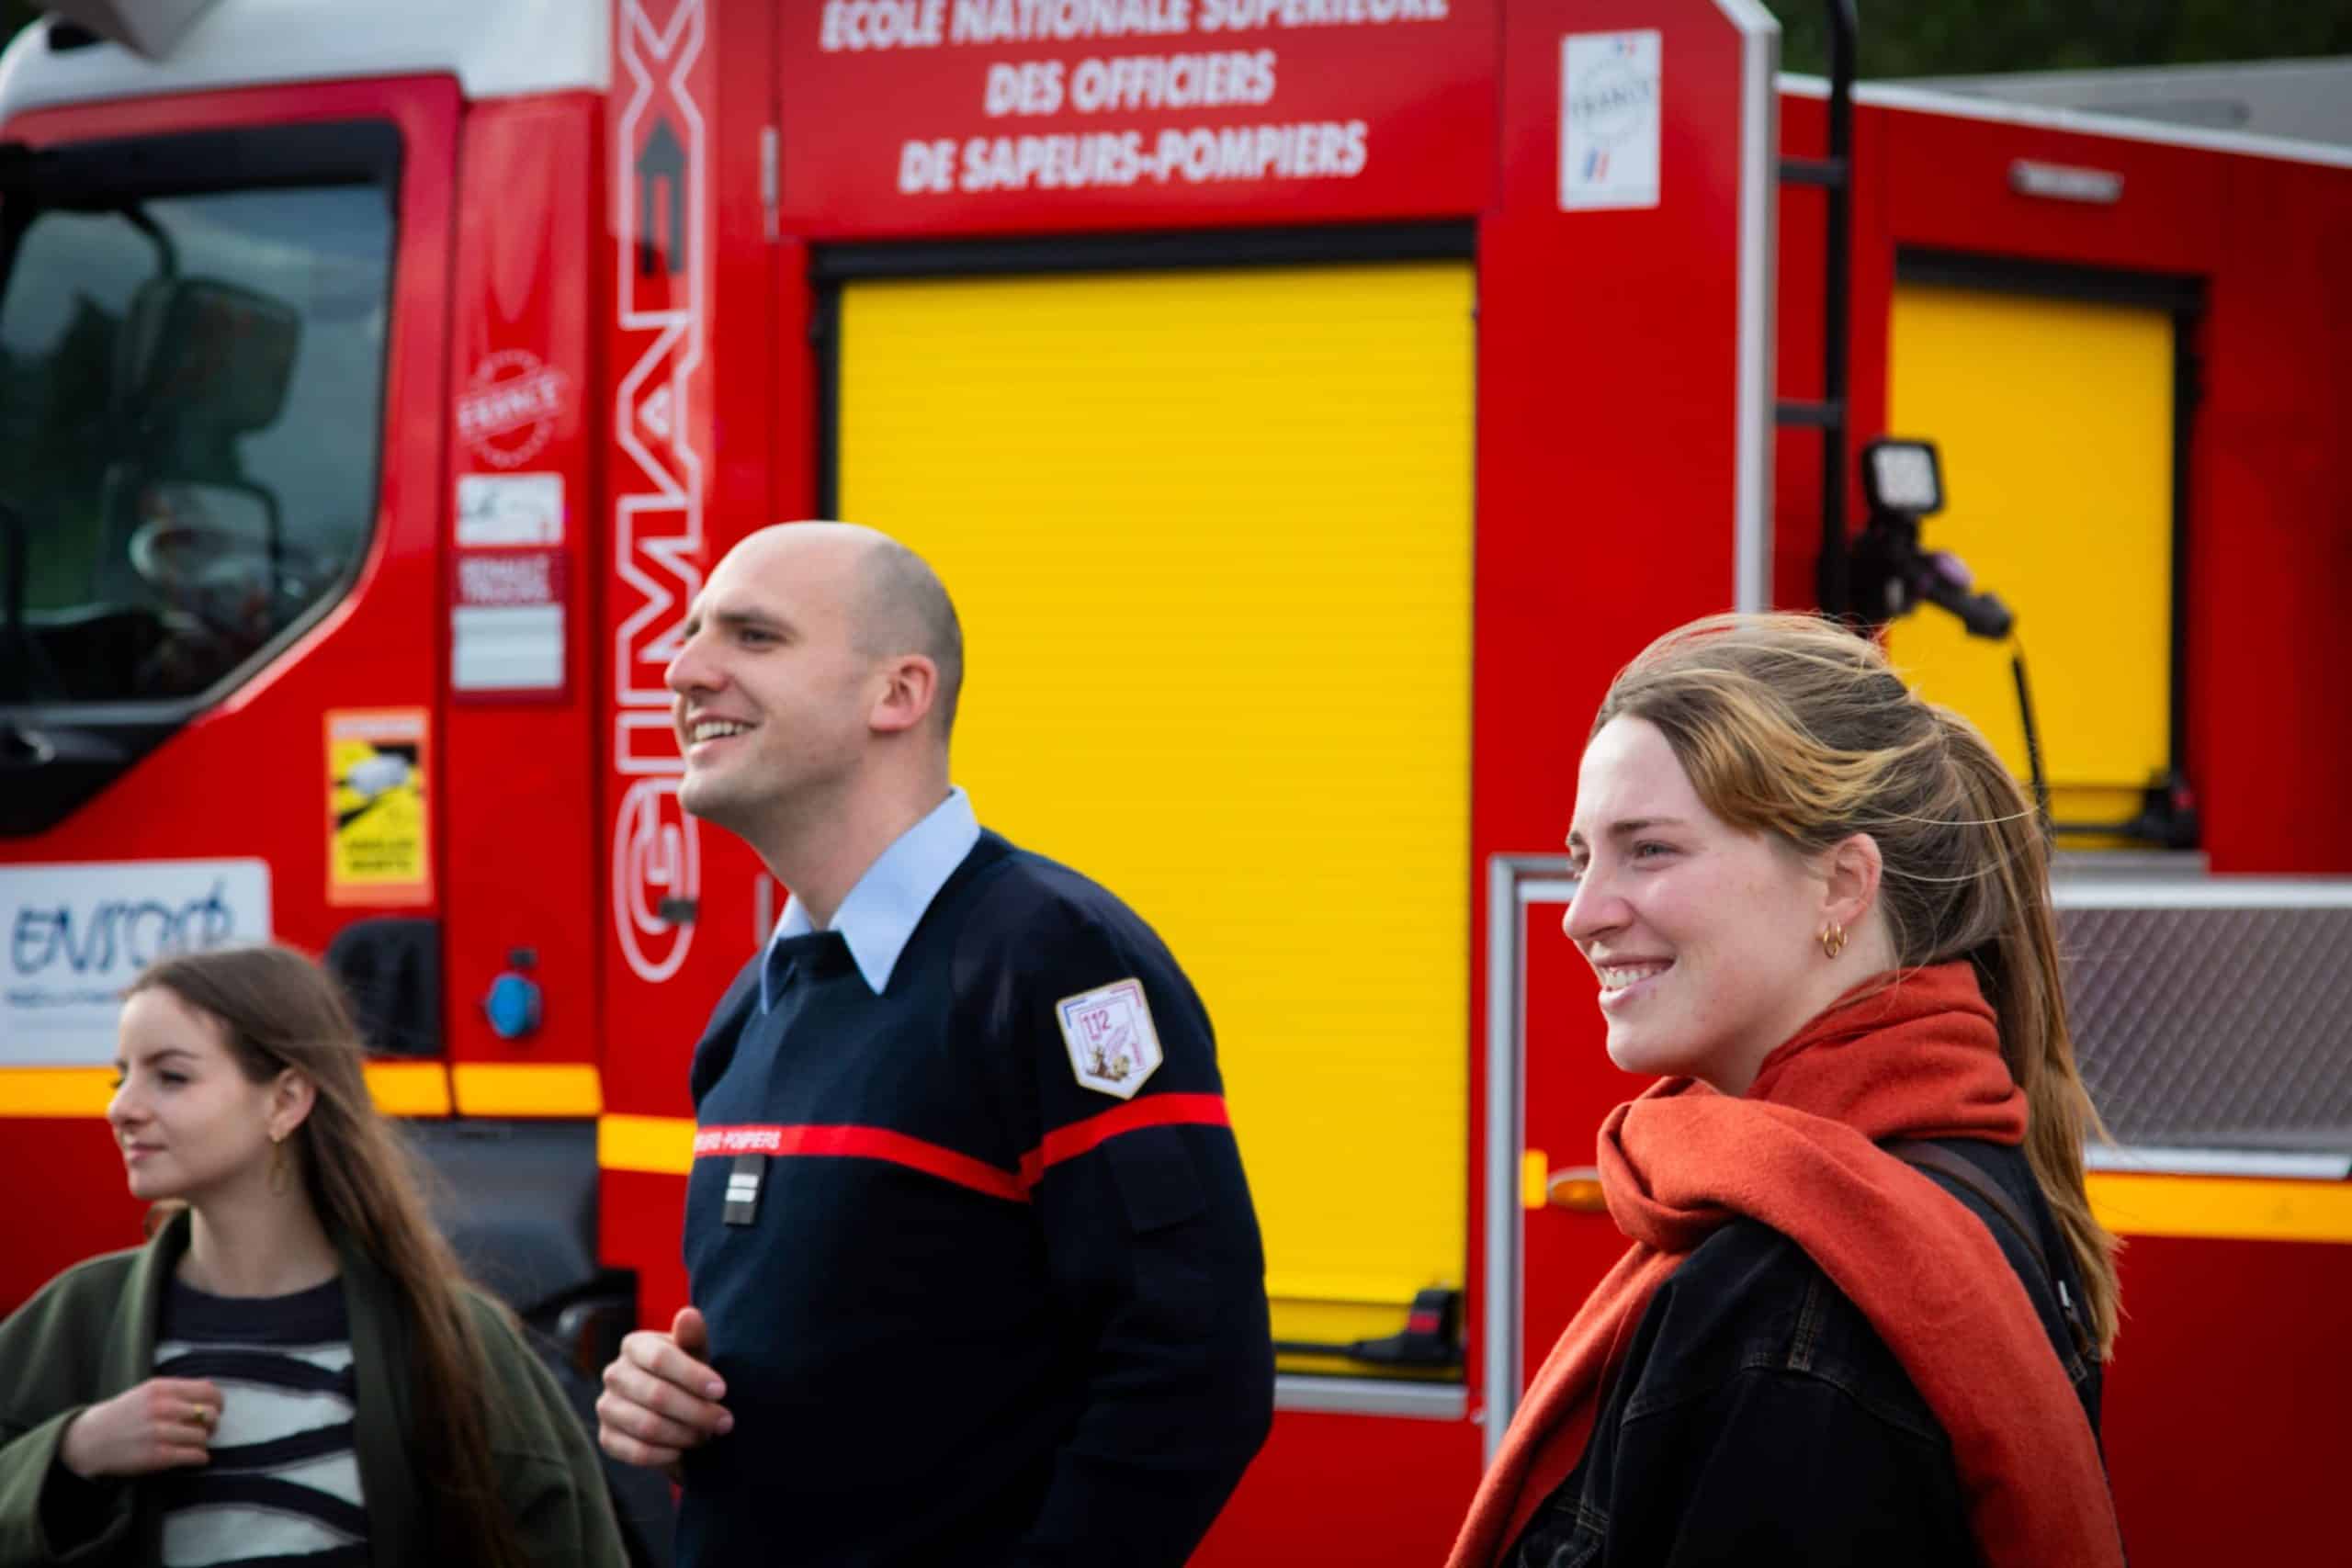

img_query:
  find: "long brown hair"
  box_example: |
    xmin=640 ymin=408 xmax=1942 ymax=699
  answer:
xmin=1593 ymin=613 xmax=2121 ymax=1355
xmin=130 ymin=943 xmax=529 ymax=1568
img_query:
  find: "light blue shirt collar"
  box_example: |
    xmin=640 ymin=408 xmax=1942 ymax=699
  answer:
xmin=763 ymin=786 xmax=981 ymax=1002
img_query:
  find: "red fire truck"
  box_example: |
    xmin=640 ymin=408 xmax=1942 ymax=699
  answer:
xmin=5 ymin=2 xmax=2348 ymax=1562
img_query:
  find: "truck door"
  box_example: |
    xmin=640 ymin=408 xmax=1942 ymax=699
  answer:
xmin=0 ymin=80 xmax=458 ymax=1306
xmin=822 ymin=248 xmax=1477 ymax=1397
xmin=1507 ymin=868 xmax=1637 ymax=1423
xmin=1881 ymin=261 xmax=2190 ymax=842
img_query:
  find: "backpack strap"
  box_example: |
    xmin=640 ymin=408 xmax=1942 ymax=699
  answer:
xmin=1882 ymin=1138 xmax=2097 ymax=1366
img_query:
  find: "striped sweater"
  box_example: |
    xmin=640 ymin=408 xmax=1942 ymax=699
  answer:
xmin=153 ymin=1276 xmax=367 ymax=1567
xmin=0 ymin=1208 xmax=629 ymax=1566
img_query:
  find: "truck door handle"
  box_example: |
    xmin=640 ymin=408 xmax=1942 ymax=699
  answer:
xmin=1546 ymin=1166 xmax=1607 ymax=1213
xmin=1272 ymin=1287 xmax=1464 ymax=1371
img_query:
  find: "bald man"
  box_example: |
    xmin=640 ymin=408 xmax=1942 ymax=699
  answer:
xmin=595 ymin=524 xmax=1272 ymax=1567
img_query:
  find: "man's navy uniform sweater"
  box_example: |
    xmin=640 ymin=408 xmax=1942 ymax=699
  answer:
xmin=678 ymin=829 xmax=1274 ymax=1567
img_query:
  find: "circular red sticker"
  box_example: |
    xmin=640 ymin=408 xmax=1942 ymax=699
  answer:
xmin=457 ymin=350 xmax=571 ymax=468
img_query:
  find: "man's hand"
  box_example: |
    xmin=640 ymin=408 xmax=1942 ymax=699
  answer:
xmin=58 ymin=1378 xmax=222 ymax=1478
xmin=597 ymin=1305 xmax=732 ymax=1473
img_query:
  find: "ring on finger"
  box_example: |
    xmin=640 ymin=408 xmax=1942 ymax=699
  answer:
xmin=188 ymin=1405 xmax=213 ymax=1431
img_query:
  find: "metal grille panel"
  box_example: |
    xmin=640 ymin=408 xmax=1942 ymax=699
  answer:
xmin=2062 ymin=905 xmax=2352 ymax=1150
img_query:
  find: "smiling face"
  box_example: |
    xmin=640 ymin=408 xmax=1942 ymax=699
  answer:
xmin=664 ymin=526 xmax=887 ymax=839
xmin=107 ymin=987 xmax=282 ymax=1204
xmin=1564 ymin=716 xmax=1840 ymax=1093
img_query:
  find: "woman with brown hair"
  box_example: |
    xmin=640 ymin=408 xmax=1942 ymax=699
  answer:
xmin=0 ymin=942 xmax=627 ymax=1567
xmin=1452 ymin=614 xmax=2125 ymax=1566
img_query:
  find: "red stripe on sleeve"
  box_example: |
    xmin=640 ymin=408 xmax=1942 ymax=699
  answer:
xmin=694 ymin=1123 xmax=1028 ymax=1204
xmin=1017 ymin=1093 xmax=1233 ymax=1190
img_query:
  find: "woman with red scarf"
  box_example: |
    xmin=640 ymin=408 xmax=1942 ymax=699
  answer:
xmin=1452 ymin=614 xmax=2126 ymax=1567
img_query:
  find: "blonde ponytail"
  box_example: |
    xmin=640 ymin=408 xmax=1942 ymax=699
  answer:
xmin=1934 ymin=711 xmax=2120 ymax=1354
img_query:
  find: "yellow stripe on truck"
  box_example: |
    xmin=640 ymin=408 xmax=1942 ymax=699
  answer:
xmin=2087 ymin=1172 xmax=2352 ymax=1245
xmin=451 ymin=1062 xmax=602 ymax=1117
xmin=0 ymin=1067 xmax=116 ymax=1116
xmin=0 ymin=1064 xmax=602 ymax=1120
xmin=364 ymin=1063 xmax=452 ymax=1116
xmin=599 ymin=1112 xmax=695 ymax=1175
xmin=0 ymin=1064 xmax=453 ymax=1117
xmin=17 ymin=1066 xmax=2352 ymax=1246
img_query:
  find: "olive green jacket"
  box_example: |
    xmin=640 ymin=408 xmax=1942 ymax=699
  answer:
xmin=0 ymin=1210 xmax=628 ymax=1567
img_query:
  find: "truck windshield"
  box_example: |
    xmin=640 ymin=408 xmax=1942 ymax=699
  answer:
xmin=0 ymin=149 xmax=393 ymax=705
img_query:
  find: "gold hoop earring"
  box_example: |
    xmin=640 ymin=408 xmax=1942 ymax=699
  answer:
xmin=268 ymin=1131 xmax=291 ymax=1195
xmin=1820 ymin=921 xmax=1848 ymax=960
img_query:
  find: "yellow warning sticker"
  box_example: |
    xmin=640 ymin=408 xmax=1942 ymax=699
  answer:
xmin=326 ymin=709 xmax=431 ymax=906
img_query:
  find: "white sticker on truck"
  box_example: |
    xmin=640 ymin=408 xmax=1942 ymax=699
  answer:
xmin=1560 ymin=30 xmax=1662 ymax=212
xmin=457 ymin=472 xmax=565 ymax=547
xmin=2 ymin=860 xmax=271 ymax=1066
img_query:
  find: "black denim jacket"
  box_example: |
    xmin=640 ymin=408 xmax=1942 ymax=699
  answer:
xmin=1508 ymin=1138 xmax=2106 ymax=1568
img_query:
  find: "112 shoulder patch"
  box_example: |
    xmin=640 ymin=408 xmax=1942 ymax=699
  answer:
xmin=1055 ymin=978 xmax=1164 ymax=1100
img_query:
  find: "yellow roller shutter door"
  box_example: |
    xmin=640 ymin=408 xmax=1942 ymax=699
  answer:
xmin=838 ymin=263 xmax=1475 ymax=1363
xmin=1886 ymin=285 xmax=2176 ymax=830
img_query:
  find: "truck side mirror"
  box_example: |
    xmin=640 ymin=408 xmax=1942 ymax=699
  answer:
xmin=43 ymin=0 xmax=223 ymax=62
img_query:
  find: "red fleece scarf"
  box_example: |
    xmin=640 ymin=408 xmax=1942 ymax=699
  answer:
xmin=1445 ymin=963 xmax=2122 ymax=1567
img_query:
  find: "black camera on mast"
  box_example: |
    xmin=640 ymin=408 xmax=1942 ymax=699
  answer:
xmin=1847 ymin=439 xmax=2015 ymax=640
